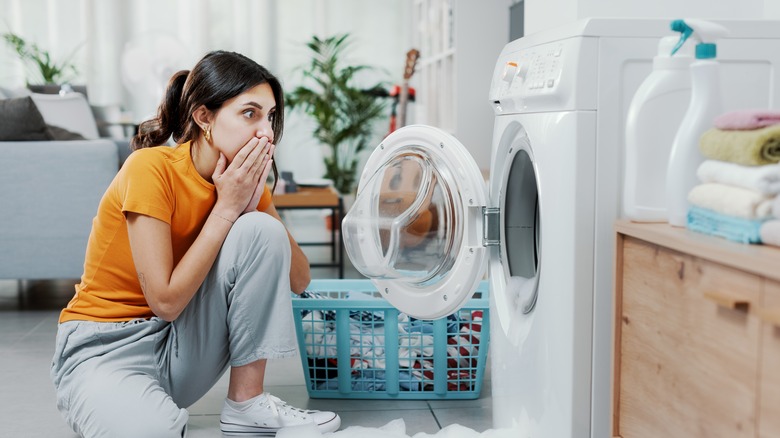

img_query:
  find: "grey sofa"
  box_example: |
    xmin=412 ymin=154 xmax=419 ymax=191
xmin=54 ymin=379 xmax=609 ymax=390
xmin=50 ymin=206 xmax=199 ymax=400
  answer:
xmin=0 ymin=91 xmax=130 ymax=280
xmin=0 ymin=140 xmax=118 ymax=279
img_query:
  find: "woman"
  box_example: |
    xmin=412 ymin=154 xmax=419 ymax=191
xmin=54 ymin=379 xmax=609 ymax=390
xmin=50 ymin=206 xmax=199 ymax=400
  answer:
xmin=50 ymin=50 xmax=340 ymax=437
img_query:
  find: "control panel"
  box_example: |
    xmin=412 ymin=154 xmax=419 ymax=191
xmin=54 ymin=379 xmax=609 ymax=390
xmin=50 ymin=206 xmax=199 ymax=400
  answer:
xmin=514 ymin=45 xmax=561 ymax=93
xmin=489 ymin=36 xmax=595 ymax=114
xmin=495 ymin=43 xmax=563 ymax=99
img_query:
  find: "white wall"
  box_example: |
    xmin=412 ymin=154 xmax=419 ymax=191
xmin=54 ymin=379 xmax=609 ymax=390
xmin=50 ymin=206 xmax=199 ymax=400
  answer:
xmin=453 ymin=0 xmax=509 ymax=171
xmin=0 ymin=0 xmax=412 ymax=180
xmin=524 ymin=0 xmax=772 ymax=35
xmin=766 ymin=0 xmax=780 ymax=19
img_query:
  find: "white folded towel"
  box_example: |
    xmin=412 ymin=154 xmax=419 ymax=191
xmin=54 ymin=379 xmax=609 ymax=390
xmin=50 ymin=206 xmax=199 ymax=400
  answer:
xmin=772 ymin=195 xmax=780 ymax=218
xmin=696 ymin=160 xmax=780 ymax=196
xmin=761 ymin=220 xmax=780 ymax=246
xmin=687 ymin=182 xmax=774 ymax=220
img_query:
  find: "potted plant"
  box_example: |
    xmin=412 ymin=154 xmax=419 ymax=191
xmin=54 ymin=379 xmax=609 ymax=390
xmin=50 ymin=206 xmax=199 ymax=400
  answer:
xmin=2 ymin=31 xmax=80 ymax=92
xmin=286 ymin=34 xmax=388 ymax=196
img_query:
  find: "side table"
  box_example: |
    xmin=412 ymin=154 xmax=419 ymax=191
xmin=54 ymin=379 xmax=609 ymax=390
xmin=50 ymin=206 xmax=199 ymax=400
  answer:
xmin=273 ymin=186 xmax=344 ymax=278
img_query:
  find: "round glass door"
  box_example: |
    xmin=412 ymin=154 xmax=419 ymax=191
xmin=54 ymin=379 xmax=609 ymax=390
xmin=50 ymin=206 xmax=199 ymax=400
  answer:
xmin=342 ymin=149 xmax=459 ymax=283
xmin=342 ymin=125 xmax=488 ymax=320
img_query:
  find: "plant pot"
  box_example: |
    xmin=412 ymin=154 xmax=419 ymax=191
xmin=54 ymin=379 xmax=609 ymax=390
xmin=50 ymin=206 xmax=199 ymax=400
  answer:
xmin=28 ymin=84 xmax=88 ymax=98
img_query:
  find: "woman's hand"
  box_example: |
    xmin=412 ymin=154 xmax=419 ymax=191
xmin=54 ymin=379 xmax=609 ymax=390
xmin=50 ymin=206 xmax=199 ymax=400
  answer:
xmin=243 ymin=142 xmax=276 ymax=214
xmin=211 ymin=137 xmax=273 ymax=220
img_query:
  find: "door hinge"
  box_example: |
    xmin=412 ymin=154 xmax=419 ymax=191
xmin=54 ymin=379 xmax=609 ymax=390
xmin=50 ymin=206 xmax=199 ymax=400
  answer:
xmin=482 ymin=207 xmax=500 ymax=247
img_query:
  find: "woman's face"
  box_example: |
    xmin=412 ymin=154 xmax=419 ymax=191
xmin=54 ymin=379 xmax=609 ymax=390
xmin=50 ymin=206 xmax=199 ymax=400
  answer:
xmin=211 ymin=82 xmax=276 ymax=162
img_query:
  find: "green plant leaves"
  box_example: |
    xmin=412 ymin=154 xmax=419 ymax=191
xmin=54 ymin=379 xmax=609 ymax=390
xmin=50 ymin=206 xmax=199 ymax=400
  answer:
xmin=286 ymin=33 xmax=387 ymax=194
xmin=2 ymin=32 xmax=79 ymax=84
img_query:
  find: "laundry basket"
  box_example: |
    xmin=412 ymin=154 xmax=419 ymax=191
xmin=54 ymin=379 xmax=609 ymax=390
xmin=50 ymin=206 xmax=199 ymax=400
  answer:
xmin=291 ymin=279 xmax=490 ymax=400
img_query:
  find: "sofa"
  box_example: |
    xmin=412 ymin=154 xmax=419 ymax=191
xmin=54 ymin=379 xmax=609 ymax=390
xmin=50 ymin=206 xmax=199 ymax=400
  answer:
xmin=0 ymin=90 xmax=131 ymax=280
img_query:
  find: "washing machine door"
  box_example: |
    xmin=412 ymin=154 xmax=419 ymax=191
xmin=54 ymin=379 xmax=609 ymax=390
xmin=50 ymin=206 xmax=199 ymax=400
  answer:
xmin=342 ymin=125 xmax=488 ymax=320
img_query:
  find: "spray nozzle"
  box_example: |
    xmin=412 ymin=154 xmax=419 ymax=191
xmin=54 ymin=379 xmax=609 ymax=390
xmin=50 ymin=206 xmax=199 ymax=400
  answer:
xmin=669 ymin=19 xmax=730 ymax=59
xmin=670 ymin=20 xmax=693 ymax=56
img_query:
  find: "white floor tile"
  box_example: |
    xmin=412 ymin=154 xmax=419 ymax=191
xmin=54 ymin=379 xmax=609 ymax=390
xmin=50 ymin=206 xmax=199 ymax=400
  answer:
xmin=432 ymin=407 xmax=494 ymax=433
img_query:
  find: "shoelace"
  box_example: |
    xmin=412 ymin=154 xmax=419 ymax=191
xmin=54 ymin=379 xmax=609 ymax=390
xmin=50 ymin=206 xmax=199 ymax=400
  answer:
xmin=264 ymin=394 xmax=310 ymax=425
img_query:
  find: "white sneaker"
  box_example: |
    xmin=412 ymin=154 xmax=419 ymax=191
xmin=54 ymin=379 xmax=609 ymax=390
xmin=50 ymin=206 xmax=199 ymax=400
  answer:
xmin=220 ymin=393 xmax=341 ymax=436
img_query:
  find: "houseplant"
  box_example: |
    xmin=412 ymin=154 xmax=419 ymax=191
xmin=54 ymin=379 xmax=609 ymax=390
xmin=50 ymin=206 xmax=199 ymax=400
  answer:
xmin=2 ymin=32 xmax=79 ymax=86
xmin=286 ymin=34 xmax=387 ymax=195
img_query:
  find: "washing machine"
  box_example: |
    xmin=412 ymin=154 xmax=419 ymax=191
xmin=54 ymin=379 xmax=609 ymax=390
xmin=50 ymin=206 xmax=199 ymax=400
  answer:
xmin=341 ymin=18 xmax=780 ymax=437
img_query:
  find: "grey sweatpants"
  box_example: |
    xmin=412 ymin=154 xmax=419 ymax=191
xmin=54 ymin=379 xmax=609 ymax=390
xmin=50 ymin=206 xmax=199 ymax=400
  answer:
xmin=50 ymin=213 xmax=298 ymax=438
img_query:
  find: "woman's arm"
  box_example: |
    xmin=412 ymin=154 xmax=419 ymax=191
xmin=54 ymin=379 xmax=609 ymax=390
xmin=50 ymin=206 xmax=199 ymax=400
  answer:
xmin=126 ymin=212 xmax=234 ymax=321
xmin=261 ymin=203 xmax=311 ymax=294
xmin=127 ymin=139 xmax=272 ymax=321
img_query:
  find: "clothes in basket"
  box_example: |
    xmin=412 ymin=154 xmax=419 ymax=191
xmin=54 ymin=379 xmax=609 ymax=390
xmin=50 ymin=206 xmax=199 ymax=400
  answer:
xmin=297 ymin=289 xmax=485 ymax=395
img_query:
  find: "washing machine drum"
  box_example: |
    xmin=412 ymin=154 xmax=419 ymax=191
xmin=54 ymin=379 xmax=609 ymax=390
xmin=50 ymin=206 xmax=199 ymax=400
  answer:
xmin=342 ymin=125 xmax=489 ymax=320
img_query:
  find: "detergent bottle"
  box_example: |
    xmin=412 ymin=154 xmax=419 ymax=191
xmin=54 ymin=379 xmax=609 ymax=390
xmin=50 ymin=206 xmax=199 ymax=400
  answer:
xmin=623 ymin=35 xmax=693 ymax=222
xmin=665 ymin=19 xmax=729 ymax=227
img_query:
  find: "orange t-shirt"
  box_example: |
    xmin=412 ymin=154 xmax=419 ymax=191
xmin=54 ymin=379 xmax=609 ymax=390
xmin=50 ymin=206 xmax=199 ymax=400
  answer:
xmin=59 ymin=141 xmax=272 ymax=323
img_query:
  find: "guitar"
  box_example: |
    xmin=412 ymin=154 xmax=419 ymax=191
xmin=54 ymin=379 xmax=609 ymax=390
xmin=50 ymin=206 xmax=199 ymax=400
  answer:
xmin=393 ymin=48 xmax=420 ymax=132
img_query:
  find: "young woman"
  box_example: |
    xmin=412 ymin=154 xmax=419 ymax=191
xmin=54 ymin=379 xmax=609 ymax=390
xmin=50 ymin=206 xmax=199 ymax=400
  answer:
xmin=50 ymin=50 xmax=340 ymax=437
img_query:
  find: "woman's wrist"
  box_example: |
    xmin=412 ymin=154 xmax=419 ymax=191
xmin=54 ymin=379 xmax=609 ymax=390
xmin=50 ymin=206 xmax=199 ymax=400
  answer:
xmin=210 ymin=205 xmax=240 ymax=224
xmin=210 ymin=211 xmax=235 ymax=224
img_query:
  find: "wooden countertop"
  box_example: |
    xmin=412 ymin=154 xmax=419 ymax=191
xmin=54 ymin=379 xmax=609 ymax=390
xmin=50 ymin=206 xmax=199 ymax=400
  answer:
xmin=615 ymin=220 xmax=780 ymax=283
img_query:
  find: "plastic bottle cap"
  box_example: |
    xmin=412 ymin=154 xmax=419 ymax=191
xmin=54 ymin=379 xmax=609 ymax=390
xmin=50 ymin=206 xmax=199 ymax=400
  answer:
xmin=696 ymin=43 xmax=717 ymax=59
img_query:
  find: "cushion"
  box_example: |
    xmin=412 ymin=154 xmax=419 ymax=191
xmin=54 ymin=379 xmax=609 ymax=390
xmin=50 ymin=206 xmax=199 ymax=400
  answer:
xmin=46 ymin=124 xmax=86 ymax=141
xmin=30 ymin=92 xmax=99 ymax=139
xmin=0 ymin=96 xmax=50 ymax=141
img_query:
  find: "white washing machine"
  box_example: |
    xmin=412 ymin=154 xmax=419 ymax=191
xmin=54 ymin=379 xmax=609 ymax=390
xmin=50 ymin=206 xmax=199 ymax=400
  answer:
xmin=341 ymin=18 xmax=780 ymax=437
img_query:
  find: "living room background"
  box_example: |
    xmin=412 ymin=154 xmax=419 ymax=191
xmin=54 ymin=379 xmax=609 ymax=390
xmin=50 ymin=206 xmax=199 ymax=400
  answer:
xmin=0 ymin=0 xmax=413 ymax=181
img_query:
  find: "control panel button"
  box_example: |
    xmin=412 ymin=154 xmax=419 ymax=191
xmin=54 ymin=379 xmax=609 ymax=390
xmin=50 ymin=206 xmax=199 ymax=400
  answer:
xmin=502 ymin=62 xmax=518 ymax=82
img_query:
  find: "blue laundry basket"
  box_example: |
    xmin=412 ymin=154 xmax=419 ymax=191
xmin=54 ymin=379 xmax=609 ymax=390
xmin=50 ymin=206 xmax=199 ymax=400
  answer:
xmin=291 ymin=279 xmax=490 ymax=400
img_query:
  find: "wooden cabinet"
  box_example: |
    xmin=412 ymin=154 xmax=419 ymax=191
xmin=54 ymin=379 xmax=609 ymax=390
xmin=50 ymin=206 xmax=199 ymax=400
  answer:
xmin=759 ymin=280 xmax=780 ymax=438
xmin=613 ymin=221 xmax=780 ymax=437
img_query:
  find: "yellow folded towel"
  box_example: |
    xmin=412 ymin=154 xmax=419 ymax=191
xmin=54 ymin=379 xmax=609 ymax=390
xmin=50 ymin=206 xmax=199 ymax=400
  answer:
xmin=699 ymin=124 xmax=780 ymax=166
xmin=687 ymin=182 xmax=774 ymax=220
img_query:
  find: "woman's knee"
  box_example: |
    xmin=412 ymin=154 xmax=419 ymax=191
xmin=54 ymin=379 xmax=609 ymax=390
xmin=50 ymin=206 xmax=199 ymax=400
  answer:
xmin=66 ymin=368 xmax=188 ymax=438
xmin=230 ymin=212 xmax=290 ymax=254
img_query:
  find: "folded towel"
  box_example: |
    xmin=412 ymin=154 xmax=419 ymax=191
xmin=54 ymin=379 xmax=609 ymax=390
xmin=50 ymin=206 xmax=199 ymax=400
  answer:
xmin=687 ymin=206 xmax=764 ymax=244
xmin=687 ymin=182 xmax=773 ymax=220
xmin=772 ymin=195 xmax=780 ymax=218
xmin=699 ymin=125 xmax=780 ymax=166
xmin=696 ymin=160 xmax=780 ymax=196
xmin=713 ymin=109 xmax=780 ymax=130
xmin=760 ymin=220 xmax=780 ymax=247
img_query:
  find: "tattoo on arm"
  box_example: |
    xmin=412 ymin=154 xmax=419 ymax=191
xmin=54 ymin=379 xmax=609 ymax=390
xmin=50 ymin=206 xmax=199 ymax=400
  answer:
xmin=138 ymin=272 xmax=147 ymax=294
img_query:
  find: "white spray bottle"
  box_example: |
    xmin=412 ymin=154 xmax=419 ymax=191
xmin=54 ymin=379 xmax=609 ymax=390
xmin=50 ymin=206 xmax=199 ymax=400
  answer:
xmin=665 ymin=19 xmax=729 ymax=227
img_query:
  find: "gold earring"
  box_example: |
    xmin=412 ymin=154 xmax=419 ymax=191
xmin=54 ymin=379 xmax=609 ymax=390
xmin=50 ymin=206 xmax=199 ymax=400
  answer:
xmin=204 ymin=126 xmax=212 ymax=143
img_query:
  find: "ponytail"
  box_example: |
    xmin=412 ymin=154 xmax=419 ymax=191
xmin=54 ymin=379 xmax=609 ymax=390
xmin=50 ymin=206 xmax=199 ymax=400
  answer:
xmin=130 ymin=70 xmax=190 ymax=150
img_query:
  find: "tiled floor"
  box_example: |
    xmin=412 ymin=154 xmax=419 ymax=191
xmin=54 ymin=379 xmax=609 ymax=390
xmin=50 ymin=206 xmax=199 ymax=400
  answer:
xmin=0 ymin=211 xmax=492 ymax=437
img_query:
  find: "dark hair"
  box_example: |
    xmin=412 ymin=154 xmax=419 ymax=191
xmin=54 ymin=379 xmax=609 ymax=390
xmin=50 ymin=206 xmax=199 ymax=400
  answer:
xmin=131 ymin=50 xmax=284 ymax=187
